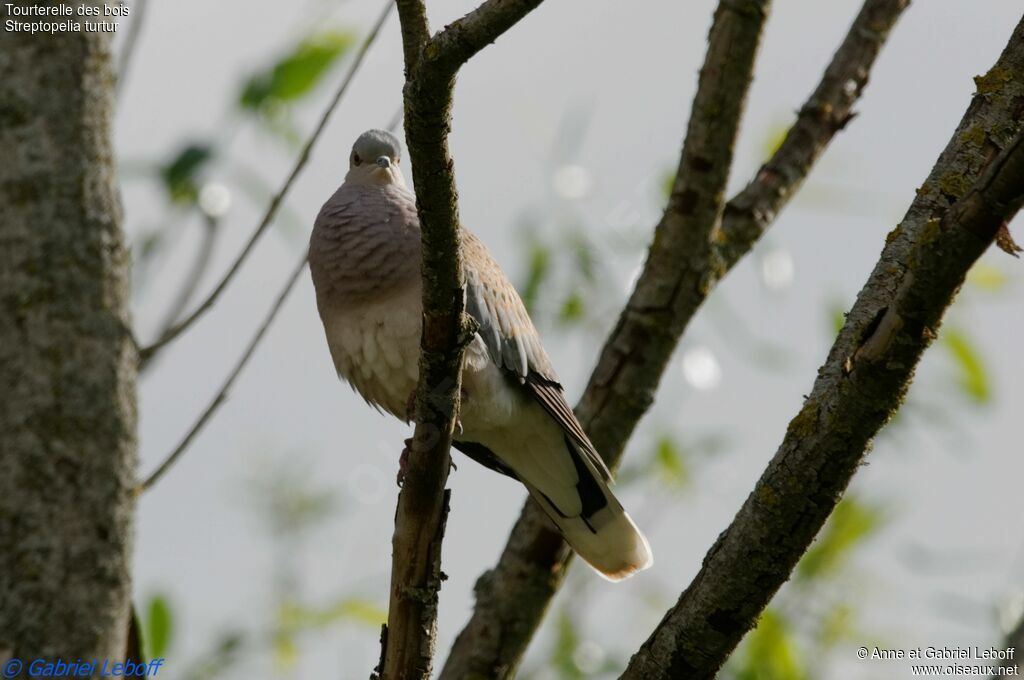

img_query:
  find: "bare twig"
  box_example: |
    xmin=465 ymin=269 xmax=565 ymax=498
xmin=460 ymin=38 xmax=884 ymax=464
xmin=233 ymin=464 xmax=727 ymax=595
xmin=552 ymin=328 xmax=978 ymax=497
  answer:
xmin=427 ymin=0 xmax=545 ymax=72
xmin=138 ymin=252 xmax=308 ymax=494
xmin=623 ymin=43 xmax=1024 ymax=678
xmin=441 ymin=1 xmax=910 ymax=677
xmin=149 ymin=215 xmax=220 ymax=351
xmin=380 ymin=1 xmax=549 ymax=678
xmin=718 ymin=0 xmax=912 ymax=265
xmin=116 ymin=0 xmax=148 ymax=95
xmin=386 ymin=104 xmax=404 ymax=135
xmin=137 ymin=0 xmax=394 ymax=367
xmin=138 ymin=251 xmax=309 ymax=491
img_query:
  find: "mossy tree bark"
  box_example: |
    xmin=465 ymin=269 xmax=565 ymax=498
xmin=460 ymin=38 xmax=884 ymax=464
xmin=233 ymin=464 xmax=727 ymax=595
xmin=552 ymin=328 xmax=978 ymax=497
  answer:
xmin=0 ymin=3 xmax=137 ymax=663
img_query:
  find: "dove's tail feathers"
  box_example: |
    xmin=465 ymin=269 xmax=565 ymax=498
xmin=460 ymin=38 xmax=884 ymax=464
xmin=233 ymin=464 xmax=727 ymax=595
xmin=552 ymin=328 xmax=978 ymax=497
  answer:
xmin=514 ymin=433 xmax=652 ymax=580
xmin=525 ymin=480 xmax=653 ymax=580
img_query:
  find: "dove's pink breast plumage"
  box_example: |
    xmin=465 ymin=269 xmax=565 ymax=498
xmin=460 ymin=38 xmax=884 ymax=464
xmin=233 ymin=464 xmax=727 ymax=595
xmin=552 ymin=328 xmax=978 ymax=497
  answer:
xmin=318 ymin=283 xmax=422 ymax=419
xmin=309 ymin=183 xmax=424 ymax=418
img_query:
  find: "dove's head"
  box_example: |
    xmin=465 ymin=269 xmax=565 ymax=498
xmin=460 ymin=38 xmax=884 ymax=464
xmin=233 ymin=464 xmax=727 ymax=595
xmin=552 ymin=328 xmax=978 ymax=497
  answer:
xmin=345 ymin=129 xmax=404 ymax=186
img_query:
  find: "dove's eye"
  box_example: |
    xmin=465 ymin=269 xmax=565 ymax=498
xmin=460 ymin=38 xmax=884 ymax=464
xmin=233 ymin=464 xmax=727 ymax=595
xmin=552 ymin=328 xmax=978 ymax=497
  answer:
xmin=353 ymin=153 xmax=362 ymax=165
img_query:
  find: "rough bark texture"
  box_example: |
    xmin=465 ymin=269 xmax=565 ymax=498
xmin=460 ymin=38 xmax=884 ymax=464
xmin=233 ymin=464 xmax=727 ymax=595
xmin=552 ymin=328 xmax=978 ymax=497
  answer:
xmin=379 ymin=1 xmax=547 ymax=679
xmin=439 ymin=2 xmax=910 ymax=676
xmin=0 ymin=3 xmax=137 ymax=664
xmin=621 ymin=17 xmax=1024 ymax=679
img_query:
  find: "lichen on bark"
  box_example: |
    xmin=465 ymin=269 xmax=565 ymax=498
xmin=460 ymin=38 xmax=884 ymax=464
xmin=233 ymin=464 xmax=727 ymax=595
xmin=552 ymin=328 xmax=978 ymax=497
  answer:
xmin=0 ymin=3 xmax=137 ymax=661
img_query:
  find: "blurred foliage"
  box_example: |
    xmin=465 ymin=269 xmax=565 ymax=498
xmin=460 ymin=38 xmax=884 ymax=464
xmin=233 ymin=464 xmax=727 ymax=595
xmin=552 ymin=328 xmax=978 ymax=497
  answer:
xmin=558 ymin=289 xmax=586 ymax=324
xmin=519 ymin=609 xmax=624 ymax=680
xmin=616 ymin=430 xmax=728 ymax=491
xmin=761 ymin=121 xmax=792 ymax=162
xmin=516 ymin=218 xmax=613 ymax=331
xmin=829 ymin=304 xmax=847 ymax=336
xmin=661 ymin=170 xmax=675 ymax=200
xmin=240 ymin=32 xmax=355 ymax=111
xmin=730 ymin=610 xmax=808 ymax=680
xmin=941 ymin=328 xmax=992 ymax=404
xmin=550 ymin=611 xmax=585 ymax=680
xmin=570 ymin=231 xmax=597 ymax=284
xmin=182 ymin=632 xmax=246 ymax=680
xmin=521 ymin=239 xmax=552 ymax=315
xmin=128 ymin=24 xmax=356 ymax=310
xmin=967 ymin=262 xmax=1010 ymax=292
xmin=144 ymin=594 xmax=174 ymax=660
xmin=796 ymin=498 xmax=884 ymax=582
xmin=652 ymin=435 xmax=690 ymax=489
xmin=724 ymin=495 xmax=884 ymax=680
xmin=279 ymin=598 xmax=386 ymax=629
xmin=134 ymin=457 xmax=386 ymax=679
xmin=160 ymin=144 xmax=215 ymax=205
xmin=274 ymin=597 xmax=386 ymax=667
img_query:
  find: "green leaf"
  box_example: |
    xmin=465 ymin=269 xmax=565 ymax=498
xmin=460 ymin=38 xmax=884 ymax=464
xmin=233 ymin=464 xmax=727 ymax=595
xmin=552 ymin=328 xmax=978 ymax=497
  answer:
xmin=558 ymin=290 xmax=585 ymax=324
xmin=828 ymin=304 xmax=847 ymax=336
xmin=336 ymin=599 xmax=388 ymax=627
xmin=942 ymin=328 xmax=991 ymax=404
xmin=654 ymin=436 xmax=689 ymax=489
xmin=569 ymin=232 xmax=596 ymax=282
xmin=240 ymin=31 xmax=355 ymax=111
xmin=273 ymin=630 xmax=298 ymax=670
xmin=761 ymin=122 xmax=791 ymax=161
xmin=521 ymin=242 xmax=551 ymax=315
xmin=279 ymin=598 xmax=386 ymax=630
xmin=967 ymin=262 xmax=1008 ymax=292
xmin=160 ymin=144 xmax=214 ymax=205
xmin=661 ymin=169 xmax=676 ymax=200
xmin=144 ymin=594 xmax=173 ymax=659
xmin=552 ymin=611 xmax=584 ymax=679
xmin=818 ymin=604 xmax=855 ymax=648
xmin=734 ymin=609 xmax=807 ymax=680
xmin=797 ymin=498 xmax=883 ymax=581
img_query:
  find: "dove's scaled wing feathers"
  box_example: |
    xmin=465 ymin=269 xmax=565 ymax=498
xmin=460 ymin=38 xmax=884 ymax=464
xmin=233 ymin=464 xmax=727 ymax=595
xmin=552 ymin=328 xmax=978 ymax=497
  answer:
xmin=461 ymin=232 xmax=613 ymax=482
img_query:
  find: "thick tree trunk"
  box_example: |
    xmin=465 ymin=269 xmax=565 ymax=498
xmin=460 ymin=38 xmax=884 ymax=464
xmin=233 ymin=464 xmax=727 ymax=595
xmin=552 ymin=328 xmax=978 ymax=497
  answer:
xmin=0 ymin=4 xmax=137 ymax=664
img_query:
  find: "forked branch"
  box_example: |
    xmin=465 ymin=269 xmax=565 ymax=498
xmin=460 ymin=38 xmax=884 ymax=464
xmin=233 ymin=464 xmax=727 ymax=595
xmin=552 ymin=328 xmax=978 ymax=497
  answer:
xmin=380 ymin=1 xmax=549 ymax=678
xmin=624 ymin=23 xmax=1024 ymax=676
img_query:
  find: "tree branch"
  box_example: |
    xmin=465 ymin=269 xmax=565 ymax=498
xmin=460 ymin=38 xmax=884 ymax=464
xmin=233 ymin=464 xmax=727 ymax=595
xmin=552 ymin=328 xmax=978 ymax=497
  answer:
xmin=429 ymin=0 xmax=545 ymax=72
xmin=137 ymin=0 xmax=394 ymax=367
xmin=718 ymin=0 xmax=911 ymax=266
xmin=149 ymin=214 xmax=220 ymax=349
xmin=116 ymin=0 xmax=149 ymax=95
xmin=622 ymin=20 xmax=1024 ymax=679
xmin=1 ymin=4 xmax=136 ymax=658
xmin=381 ymin=2 xmax=547 ymax=679
xmin=441 ymin=1 xmax=910 ymax=677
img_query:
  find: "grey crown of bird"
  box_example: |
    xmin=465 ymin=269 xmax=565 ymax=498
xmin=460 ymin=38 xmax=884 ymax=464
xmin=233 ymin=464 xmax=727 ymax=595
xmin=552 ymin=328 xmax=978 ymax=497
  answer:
xmin=309 ymin=129 xmax=652 ymax=580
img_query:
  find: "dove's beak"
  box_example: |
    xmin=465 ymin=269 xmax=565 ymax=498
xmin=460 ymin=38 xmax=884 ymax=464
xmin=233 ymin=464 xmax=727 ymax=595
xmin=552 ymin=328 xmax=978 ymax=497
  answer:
xmin=375 ymin=156 xmax=391 ymax=169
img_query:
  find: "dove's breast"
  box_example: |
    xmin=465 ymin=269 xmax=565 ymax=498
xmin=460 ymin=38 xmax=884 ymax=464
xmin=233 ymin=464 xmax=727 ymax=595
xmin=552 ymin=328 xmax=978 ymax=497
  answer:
xmin=309 ymin=182 xmax=426 ymax=418
xmin=319 ymin=282 xmax=423 ymax=419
